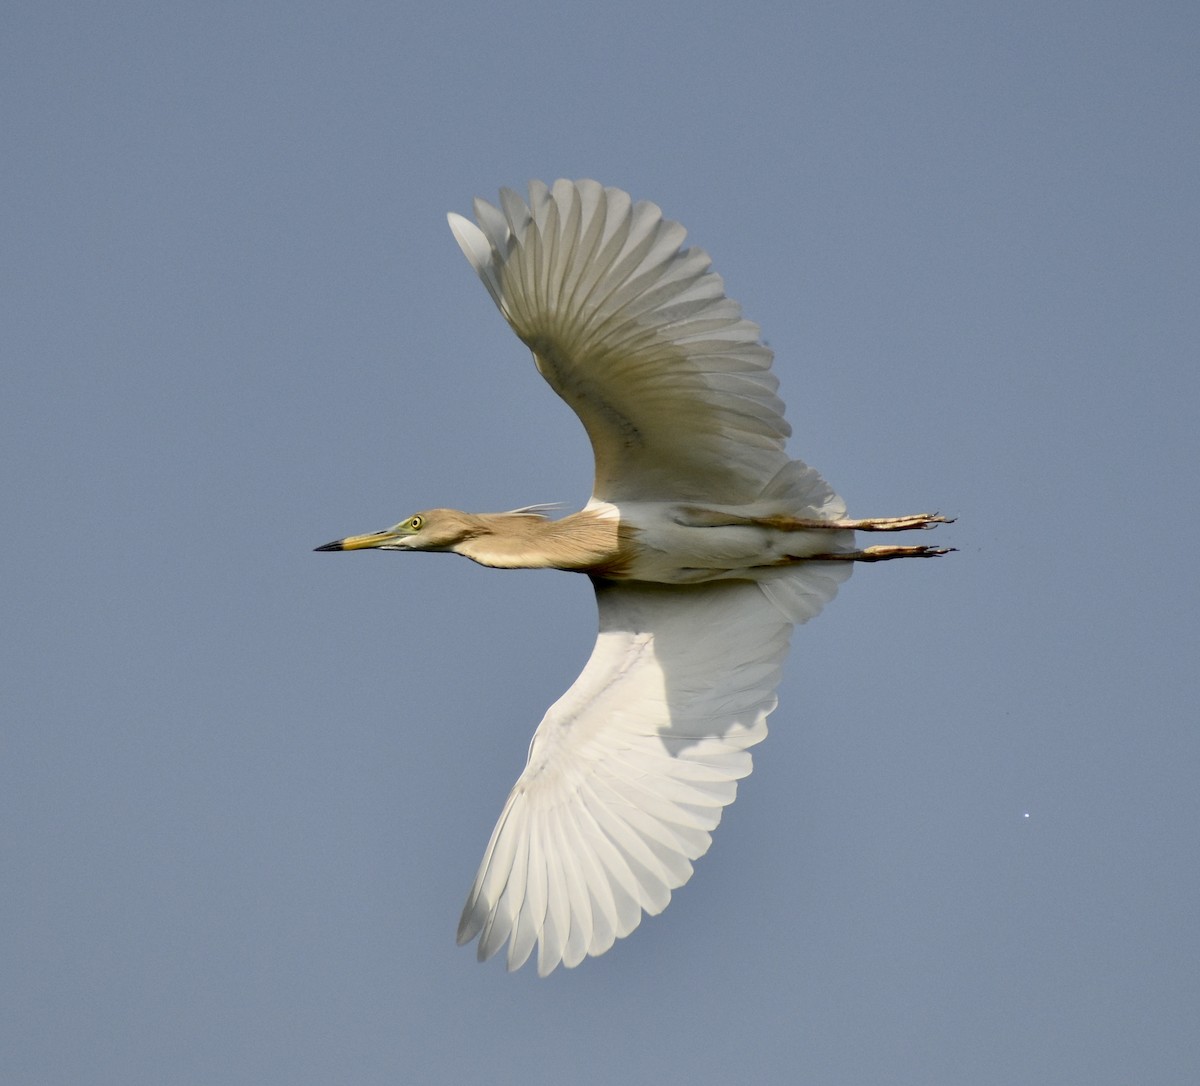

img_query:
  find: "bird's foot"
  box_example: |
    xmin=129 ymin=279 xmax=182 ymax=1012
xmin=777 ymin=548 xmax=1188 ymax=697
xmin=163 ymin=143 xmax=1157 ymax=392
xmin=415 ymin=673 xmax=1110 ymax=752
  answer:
xmin=837 ymin=512 xmax=954 ymax=532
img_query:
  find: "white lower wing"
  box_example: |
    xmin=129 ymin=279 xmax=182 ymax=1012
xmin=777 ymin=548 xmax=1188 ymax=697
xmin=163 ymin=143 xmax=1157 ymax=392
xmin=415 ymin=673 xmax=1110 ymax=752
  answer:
xmin=458 ymin=579 xmax=794 ymax=975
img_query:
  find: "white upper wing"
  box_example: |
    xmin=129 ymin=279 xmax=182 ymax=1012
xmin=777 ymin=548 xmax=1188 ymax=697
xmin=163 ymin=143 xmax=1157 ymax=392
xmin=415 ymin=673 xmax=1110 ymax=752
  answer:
xmin=448 ymin=179 xmax=792 ymax=504
xmin=457 ymin=579 xmax=793 ymax=975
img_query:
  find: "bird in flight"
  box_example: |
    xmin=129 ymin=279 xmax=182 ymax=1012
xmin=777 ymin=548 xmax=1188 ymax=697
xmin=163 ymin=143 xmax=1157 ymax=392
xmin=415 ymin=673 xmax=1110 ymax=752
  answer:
xmin=317 ymin=179 xmax=951 ymax=975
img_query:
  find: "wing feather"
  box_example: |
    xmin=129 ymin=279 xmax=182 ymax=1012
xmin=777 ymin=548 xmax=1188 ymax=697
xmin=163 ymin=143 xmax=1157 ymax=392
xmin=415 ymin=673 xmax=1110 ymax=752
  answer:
xmin=457 ymin=579 xmax=793 ymax=974
xmin=506 ymin=816 xmax=547 ymax=971
xmin=551 ymin=808 xmax=591 ymax=970
xmin=537 ymin=804 xmax=574 ymax=974
xmin=448 ymin=180 xmax=793 ymax=502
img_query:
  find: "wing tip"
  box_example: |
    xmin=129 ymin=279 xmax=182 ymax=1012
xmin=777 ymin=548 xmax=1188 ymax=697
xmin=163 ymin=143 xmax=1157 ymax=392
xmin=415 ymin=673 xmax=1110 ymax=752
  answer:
xmin=447 ymin=211 xmax=491 ymax=269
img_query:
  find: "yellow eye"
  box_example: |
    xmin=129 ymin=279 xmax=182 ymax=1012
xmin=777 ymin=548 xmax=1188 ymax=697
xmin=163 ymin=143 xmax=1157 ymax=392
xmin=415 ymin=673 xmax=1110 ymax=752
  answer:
xmin=408 ymin=515 xmax=424 ymax=531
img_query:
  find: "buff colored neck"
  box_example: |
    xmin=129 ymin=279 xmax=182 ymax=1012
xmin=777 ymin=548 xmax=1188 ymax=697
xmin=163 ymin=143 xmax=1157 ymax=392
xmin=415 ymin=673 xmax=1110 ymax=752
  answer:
xmin=452 ymin=508 xmax=629 ymax=575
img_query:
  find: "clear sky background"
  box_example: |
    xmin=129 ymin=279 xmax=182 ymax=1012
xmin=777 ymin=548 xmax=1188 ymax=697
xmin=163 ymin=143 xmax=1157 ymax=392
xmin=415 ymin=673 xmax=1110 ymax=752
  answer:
xmin=4 ymin=3 xmax=1198 ymax=1084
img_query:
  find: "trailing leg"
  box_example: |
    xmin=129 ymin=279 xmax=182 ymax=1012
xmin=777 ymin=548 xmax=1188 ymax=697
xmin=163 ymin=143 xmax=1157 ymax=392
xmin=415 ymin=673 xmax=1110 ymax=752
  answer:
xmin=769 ymin=513 xmax=954 ymax=532
xmin=676 ymin=508 xmax=953 ymax=532
xmin=802 ymin=544 xmax=956 ymax=562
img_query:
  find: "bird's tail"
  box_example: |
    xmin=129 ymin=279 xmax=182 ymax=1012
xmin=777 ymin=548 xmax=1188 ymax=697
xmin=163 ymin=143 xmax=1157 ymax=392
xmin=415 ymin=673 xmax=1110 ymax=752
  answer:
xmin=754 ymin=460 xmax=855 ymax=624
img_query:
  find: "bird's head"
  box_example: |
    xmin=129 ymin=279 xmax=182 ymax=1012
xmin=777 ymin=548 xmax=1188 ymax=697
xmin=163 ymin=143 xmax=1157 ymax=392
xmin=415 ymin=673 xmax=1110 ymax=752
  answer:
xmin=314 ymin=509 xmax=483 ymax=553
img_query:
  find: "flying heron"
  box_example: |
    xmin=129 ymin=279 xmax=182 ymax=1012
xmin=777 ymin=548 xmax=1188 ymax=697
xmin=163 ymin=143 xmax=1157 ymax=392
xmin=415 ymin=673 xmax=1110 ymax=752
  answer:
xmin=317 ymin=179 xmax=951 ymax=975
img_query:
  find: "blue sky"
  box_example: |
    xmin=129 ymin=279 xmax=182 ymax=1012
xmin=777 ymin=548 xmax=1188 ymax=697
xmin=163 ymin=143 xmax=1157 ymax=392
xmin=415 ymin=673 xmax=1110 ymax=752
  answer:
xmin=4 ymin=3 xmax=1198 ymax=1083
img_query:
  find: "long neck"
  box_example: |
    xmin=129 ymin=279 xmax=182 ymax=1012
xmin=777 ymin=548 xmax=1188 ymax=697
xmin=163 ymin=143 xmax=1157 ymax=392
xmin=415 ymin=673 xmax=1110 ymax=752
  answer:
xmin=452 ymin=508 xmax=628 ymax=574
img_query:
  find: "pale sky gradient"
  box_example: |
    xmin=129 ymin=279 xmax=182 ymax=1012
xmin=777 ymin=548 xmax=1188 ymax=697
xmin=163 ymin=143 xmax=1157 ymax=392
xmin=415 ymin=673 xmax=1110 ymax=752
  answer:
xmin=4 ymin=3 xmax=1199 ymax=1083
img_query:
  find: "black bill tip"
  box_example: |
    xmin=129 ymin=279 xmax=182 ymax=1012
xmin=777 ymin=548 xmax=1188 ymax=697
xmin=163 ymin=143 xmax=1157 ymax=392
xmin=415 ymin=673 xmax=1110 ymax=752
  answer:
xmin=313 ymin=540 xmax=345 ymax=552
